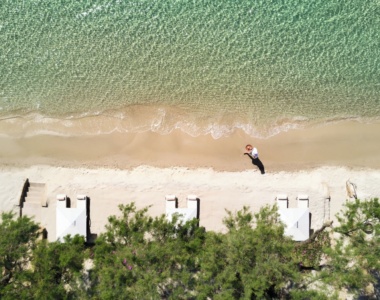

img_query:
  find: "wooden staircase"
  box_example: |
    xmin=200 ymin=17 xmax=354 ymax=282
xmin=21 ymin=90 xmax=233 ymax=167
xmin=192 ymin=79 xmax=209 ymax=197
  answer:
xmin=25 ymin=182 xmax=47 ymax=207
xmin=19 ymin=179 xmax=47 ymax=219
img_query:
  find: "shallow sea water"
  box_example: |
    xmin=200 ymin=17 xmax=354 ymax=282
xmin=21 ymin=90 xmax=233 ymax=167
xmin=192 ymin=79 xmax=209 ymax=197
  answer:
xmin=0 ymin=0 xmax=379 ymax=137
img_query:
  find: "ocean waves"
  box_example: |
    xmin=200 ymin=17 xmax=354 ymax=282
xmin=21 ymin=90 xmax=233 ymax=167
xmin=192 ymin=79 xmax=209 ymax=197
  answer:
xmin=0 ymin=105 xmax=376 ymax=140
xmin=0 ymin=0 xmax=379 ymax=138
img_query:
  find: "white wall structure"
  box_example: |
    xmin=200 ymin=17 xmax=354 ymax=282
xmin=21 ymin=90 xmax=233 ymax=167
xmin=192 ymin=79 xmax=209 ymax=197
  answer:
xmin=297 ymin=194 xmax=309 ymax=208
xmin=165 ymin=195 xmax=199 ymax=224
xmin=276 ymin=194 xmax=289 ymax=209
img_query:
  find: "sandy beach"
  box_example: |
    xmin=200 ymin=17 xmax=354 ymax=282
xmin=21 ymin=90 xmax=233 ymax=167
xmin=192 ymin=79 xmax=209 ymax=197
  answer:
xmin=1 ymin=120 xmax=380 ymax=241
xmin=1 ymin=119 xmax=380 ymax=171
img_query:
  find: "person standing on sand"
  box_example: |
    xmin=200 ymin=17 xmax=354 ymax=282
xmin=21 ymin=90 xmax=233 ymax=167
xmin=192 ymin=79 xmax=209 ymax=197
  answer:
xmin=244 ymin=144 xmax=265 ymax=174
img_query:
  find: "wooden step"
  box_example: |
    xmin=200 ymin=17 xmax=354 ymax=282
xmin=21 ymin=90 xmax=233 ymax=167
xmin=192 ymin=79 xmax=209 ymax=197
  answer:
xmin=27 ymin=190 xmax=44 ymax=197
xmin=22 ymin=202 xmax=41 ymax=220
xmin=25 ymin=196 xmax=43 ymax=204
xmin=25 ymin=182 xmax=47 ymax=207
xmin=29 ymin=182 xmax=46 ymax=188
xmin=29 ymin=184 xmax=45 ymax=190
xmin=25 ymin=196 xmax=48 ymax=207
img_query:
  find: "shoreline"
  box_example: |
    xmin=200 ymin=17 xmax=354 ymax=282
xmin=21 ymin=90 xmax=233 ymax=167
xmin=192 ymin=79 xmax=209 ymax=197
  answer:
xmin=1 ymin=120 xmax=380 ymax=172
xmin=1 ymin=120 xmax=379 ymax=240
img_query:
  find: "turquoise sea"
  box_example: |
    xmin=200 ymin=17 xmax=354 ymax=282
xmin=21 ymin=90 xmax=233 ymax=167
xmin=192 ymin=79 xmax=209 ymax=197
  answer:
xmin=0 ymin=0 xmax=379 ymax=138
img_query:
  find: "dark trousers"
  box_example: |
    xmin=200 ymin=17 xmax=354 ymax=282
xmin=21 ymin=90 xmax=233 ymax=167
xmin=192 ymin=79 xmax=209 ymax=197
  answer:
xmin=252 ymin=158 xmax=265 ymax=174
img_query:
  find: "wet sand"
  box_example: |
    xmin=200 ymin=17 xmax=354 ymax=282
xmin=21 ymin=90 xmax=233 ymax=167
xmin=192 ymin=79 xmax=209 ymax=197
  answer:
xmin=1 ymin=120 xmax=380 ymax=172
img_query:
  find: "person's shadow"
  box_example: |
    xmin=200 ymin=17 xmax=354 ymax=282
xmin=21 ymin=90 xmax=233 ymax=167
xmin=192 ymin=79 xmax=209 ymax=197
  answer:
xmin=251 ymin=157 xmax=265 ymax=174
xmin=244 ymin=153 xmax=265 ymax=174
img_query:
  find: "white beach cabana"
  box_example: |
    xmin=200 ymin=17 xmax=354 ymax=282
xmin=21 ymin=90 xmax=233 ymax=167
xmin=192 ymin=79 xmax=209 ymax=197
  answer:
xmin=56 ymin=195 xmax=88 ymax=242
xmin=165 ymin=195 xmax=199 ymax=224
xmin=279 ymin=208 xmax=310 ymax=241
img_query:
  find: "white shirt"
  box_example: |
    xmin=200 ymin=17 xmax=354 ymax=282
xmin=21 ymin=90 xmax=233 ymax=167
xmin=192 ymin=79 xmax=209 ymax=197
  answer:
xmin=251 ymin=147 xmax=259 ymax=159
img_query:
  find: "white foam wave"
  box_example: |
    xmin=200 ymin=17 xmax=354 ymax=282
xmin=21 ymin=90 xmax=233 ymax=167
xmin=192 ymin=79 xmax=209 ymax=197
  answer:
xmin=0 ymin=109 xmax=378 ymax=139
xmin=150 ymin=108 xmax=167 ymax=132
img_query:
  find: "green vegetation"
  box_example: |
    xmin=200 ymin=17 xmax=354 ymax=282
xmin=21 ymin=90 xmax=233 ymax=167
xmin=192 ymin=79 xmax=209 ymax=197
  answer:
xmin=0 ymin=199 xmax=379 ymax=299
xmin=321 ymin=198 xmax=380 ymax=293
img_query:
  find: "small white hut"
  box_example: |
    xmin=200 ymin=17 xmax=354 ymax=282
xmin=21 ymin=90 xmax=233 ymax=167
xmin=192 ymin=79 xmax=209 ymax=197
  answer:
xmin=165 ymin=195 xmax=199 ymax=224
xmin=56 ymin=194 xmax=88 ymax=242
